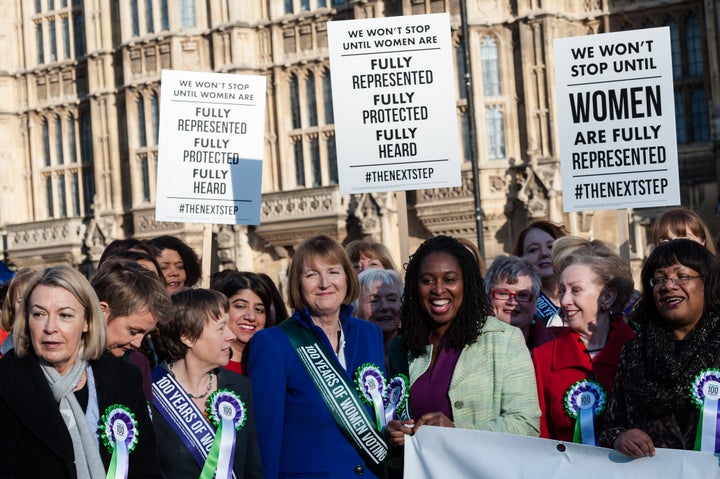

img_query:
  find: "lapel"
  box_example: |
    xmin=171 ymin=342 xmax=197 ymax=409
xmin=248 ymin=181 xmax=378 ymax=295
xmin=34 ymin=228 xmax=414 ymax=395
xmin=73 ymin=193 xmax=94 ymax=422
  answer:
xmin=551 ymin=320 xmax=632 ymax=372
xmin=0 ymin=352 xmax=76 ymax=463
xmin=552 ymin=330 xmax=590 ymax=371
xmin=340 ymin=313 xmax=359 ymax=373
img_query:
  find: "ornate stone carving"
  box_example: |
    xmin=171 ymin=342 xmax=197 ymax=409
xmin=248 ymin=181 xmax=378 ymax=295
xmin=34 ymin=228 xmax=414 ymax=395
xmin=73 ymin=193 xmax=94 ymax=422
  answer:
xmin=132 ymin=207 xmax=183 ymax=235
xmin=347 ymin=193 xmax=383 ymax=241
xmin=256 ymin=186 xmax=348 ymax=248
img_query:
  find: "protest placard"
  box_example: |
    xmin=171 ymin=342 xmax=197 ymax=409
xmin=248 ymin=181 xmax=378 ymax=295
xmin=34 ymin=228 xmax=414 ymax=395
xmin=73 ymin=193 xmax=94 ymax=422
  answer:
xmin=328 ymin=13 xmax=461 ymax=194
xmin=156 ymin=70 xmax=266 ymax=225
xmin=554 ymin=27 xmax=680 ymax=212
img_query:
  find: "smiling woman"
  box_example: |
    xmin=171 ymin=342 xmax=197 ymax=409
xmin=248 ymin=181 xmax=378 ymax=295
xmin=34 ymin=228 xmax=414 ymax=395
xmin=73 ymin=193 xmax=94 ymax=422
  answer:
xmin=248 ymin=235 xmax=387 ymax=478
xmin=484 ymin=255 xmax=558 ymax=349
xmin=214 ymin=271 xmax=275 ymax=375
xmin=601 ymin=239 xmax=720 ymax=457
xmin=533 ymin=236 xmax=635 ymax=443
xmin=151 ymin=288 xmax=263 ymax=478
xmin=512 ymin=220 xmax=568 ymax=327
xmin=356 ymin=268 xmax=403 ymax=367
xmin=386 ymin=236 xmax=540 ymax=457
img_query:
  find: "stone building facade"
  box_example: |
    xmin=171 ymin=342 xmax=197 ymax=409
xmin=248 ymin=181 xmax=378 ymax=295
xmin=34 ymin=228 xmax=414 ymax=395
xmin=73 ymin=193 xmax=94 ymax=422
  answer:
xmin=0 ymin=0 xmax=718 ymax=286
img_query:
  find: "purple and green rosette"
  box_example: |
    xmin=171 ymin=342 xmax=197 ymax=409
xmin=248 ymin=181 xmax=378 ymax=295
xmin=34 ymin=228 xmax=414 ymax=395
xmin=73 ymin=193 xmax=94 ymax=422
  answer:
xmin=99 ymin=404 xmax=138 ymax=479
xmin=355 ymin=363 xmax=387 ymax=431
xmin=563 ymin=379 xmax=606 ymax=446
xmin=200 ymin=388 xmax=247 ymax=479
xmin=384 ymin=374 xmax=409 ymax=424
xmin=690 ymin=368 xmax=720 ymax=453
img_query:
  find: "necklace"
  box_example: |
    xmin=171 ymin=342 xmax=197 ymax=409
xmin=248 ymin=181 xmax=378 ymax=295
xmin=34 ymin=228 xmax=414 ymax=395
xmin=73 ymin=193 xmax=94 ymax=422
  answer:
xmin=169 ymin=362 xmax=214 ymax=399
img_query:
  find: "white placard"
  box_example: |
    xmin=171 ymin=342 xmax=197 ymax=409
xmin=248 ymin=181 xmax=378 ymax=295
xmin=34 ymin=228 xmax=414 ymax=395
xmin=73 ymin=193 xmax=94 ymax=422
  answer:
xmin=328 ymin=13 xmax=461 ymax=194
xmin=155 ymin=70 xmax=267 ymax=225
xmin=405 ymin=426 xmax=720 ymax=479
xmin=554 ymin=27 xmax=680 ymax=212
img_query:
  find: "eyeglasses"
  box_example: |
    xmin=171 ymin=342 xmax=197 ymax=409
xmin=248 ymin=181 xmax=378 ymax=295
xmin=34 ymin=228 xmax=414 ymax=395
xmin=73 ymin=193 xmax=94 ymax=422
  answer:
xmin=649 ymin=274 xmax=703 ymax=288
xmin=490 ymin=289 xmax=534 ymax=303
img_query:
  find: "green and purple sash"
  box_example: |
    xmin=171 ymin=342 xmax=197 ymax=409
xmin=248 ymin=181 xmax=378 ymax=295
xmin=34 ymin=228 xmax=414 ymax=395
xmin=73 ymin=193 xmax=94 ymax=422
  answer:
xmin=280 ymin=320 xmax=388 ymax=466
xmin=151 ymin=367 xmax=240 ymax=478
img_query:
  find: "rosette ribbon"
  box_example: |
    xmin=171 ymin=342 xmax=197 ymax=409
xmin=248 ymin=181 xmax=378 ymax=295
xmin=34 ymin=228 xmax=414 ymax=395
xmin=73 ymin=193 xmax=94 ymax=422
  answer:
xmin=690 ymin=369 xmax=720 ymax=453
xmin=563 ymin=380 xmax=606 ymax=446
xmin=355 ymin=363 xmax=387 ymax=431
xmin=384 ymin=374 xmax=409 ymax=424
xmin=200 ymin=389 xmax=247 ymax=479
xmin=100 ymin=404 xmax=139 ymax=479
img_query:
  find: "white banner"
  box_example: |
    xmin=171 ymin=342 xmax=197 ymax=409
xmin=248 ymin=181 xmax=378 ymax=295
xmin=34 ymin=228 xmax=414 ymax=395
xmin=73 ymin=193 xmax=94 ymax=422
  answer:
xmin=405 ymin=426 xmax=719 ymax=479
xmin=554 ymin=27 xmax=680 ymax=212
xmin=327 ymin=13 xmax=461 ymax=194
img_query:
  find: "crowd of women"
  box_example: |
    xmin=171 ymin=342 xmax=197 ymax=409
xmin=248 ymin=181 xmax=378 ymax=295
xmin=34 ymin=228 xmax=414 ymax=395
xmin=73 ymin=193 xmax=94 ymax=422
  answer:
xmin=0 ymin=206 xmax=719 ymax=478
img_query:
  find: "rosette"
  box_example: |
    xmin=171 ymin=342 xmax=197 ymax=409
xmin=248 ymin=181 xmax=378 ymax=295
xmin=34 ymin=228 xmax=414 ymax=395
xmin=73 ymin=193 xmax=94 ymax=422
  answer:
xmin=200 ymin=389 xmax=247 ymax=479
xmin=354 ymin=363 xmax=387 ymax=430
xmin=99 ymin=404 xmax=138 ymax=479
xmin=563 ymin=380 xmax=606 ymax=446
xmin=690 ymin=368 xmax=720 ymax=453
xmin=384 ymin=374 xmax=409 ymax=424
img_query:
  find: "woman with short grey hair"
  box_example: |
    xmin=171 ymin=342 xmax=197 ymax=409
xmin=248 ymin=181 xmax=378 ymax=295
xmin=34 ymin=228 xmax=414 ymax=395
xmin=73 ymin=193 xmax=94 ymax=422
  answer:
xmin=485 ymin=255 xmax=558 ymax=349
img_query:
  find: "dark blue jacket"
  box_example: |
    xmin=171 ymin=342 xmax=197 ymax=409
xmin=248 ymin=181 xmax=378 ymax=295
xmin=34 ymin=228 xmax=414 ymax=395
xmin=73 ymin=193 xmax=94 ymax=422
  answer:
xmin=248 ymin=306 xmax=386 ymax=479
xmin=0 ymin=351 xmax=162 ymax=478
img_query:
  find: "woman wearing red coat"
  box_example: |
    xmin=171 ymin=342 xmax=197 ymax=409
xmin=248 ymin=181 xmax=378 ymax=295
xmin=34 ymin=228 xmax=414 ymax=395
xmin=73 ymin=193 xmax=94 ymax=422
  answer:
xmin=532 ymin=236 xmax=635 ymax=443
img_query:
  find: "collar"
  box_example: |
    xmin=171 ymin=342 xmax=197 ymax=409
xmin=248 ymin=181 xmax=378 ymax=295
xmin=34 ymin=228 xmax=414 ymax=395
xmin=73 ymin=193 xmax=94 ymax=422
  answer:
xmin=551 ymin=316 xmax=632 ymax=370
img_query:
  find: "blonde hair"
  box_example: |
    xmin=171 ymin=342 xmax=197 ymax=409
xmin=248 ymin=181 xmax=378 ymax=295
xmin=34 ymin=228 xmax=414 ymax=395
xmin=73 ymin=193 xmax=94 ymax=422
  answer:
xmin=552 ymin=236 xmax=634 ymax=311
xmin=13 ymin=266 xmax=106 ymax=361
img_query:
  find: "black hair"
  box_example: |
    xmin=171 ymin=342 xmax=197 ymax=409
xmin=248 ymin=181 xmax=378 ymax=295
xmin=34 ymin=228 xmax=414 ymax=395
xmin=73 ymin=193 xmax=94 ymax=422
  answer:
xmin=637 ymin=238 xmax=720 ymax=324
xmin=146 ymin=235 xmax=201 ymax=288
xmin=215 ymin=271 xmax=277 ymax=328
xmin=400 ymin=235 xmax=493 ymax=358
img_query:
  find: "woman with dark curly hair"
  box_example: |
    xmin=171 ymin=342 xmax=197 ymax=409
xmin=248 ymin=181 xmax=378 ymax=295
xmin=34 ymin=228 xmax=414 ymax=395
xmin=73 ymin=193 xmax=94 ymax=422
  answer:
xmin=386 ymin=236 xmax=540 ymax=448
xmin=147 ymin=235 xmax=201 ymax=295
xmin=600 ymin=239 xmax=720 ymax=457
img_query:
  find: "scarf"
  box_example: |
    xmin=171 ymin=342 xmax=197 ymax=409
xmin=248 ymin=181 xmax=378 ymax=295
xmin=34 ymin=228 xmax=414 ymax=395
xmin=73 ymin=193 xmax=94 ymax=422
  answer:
xmin=622 ymin=312 xmax=720 ymax=419
xmin=40 ymin=356 xmax=106 ymax=479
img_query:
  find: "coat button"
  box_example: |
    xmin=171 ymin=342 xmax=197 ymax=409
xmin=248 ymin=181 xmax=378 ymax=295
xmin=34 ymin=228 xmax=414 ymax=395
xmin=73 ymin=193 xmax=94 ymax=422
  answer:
xmin=454 ymin=400 xmax=464 ymax=409
xmin=354 ymin=465 xmax=364 ymax=475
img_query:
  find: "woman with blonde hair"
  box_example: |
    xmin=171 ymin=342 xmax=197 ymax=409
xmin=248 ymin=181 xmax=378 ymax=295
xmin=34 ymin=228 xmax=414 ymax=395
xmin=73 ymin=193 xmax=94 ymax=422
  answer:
xmin=0 ymin=266 xmax=161 ymax=478
xmin=533 ymin=236 xmax=635 ymax=443
xmin=0 ymin=267 xmax=39 ymax=356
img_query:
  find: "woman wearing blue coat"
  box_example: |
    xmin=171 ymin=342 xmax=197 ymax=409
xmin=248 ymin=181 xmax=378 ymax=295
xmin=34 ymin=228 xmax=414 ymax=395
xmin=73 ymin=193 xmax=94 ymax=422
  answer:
xmin=248 ymin=235 xmax=387 ymax=478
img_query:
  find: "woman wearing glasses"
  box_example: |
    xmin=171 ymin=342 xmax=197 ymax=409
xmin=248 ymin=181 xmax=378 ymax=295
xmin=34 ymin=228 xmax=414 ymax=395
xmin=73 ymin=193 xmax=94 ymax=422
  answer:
xmin=600 ymin=239 xmax=720 ymax=457
xmin=485 ymin=255 xmax=559 ymax=349
xmin=532 ymin=236 xmax=635 ymax=442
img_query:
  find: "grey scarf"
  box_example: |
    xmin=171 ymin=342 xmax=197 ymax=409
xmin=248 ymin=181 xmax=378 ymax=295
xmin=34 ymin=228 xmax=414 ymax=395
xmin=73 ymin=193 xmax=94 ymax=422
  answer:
xmin=40 ymin=356 xmax=106 ymax=479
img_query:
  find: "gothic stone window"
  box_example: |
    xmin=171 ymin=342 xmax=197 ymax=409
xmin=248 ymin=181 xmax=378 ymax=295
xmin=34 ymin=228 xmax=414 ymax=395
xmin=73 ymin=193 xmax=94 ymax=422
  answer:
xmin=38 ymin=110 xmax=94 ymax=218
xmin=480 ymin=35 xmax=506 ymax=160
xmin=288 ymin=69 xmax=338 ymax=188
